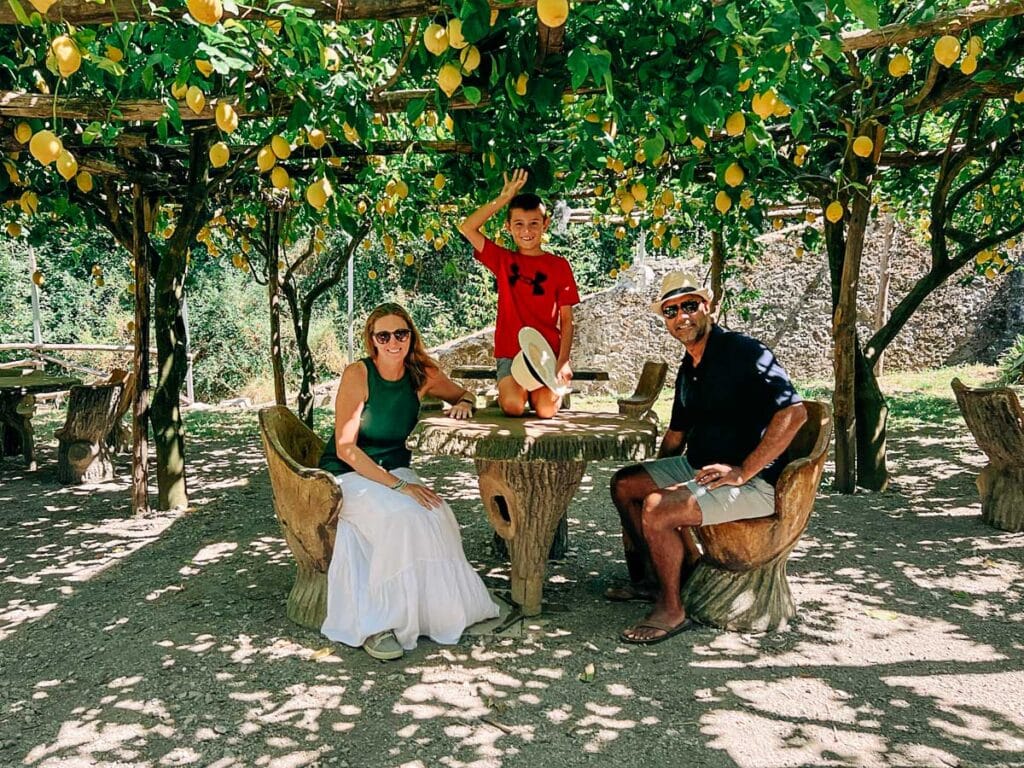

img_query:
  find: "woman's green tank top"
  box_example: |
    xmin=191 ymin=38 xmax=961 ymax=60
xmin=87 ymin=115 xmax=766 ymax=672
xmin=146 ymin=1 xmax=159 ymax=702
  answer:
xmin=318 ymin=357 xmax=421 ymax=475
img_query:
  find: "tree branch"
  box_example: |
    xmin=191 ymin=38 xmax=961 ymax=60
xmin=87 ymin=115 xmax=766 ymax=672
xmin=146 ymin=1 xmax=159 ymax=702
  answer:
xmin=840 ymin=0 xmax=1024 ymax=52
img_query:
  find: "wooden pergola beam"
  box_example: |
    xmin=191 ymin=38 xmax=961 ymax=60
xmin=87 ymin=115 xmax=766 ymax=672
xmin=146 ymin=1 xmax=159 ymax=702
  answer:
xmin=840 ymin=0 xmax=1024 ymax=52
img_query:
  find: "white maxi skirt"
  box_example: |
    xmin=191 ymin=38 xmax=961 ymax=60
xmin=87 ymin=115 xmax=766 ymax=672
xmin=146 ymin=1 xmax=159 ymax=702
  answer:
xmin=321 ymin=466 xmax=499 ymax=650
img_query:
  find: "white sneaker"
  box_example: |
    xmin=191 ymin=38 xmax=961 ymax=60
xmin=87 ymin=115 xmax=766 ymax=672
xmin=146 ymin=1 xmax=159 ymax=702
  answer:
xmin=363 ymin=630 xmax=404 ymax=661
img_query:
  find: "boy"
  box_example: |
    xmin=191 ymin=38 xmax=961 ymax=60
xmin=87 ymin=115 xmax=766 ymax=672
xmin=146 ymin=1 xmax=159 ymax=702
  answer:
xmin=458 ymin=169 xmax=580 ymax=418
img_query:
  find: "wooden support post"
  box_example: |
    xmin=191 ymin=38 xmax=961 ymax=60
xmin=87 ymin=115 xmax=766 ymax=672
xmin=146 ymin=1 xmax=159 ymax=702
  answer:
xmin=131 ymin=185 xmax=152 ymax=515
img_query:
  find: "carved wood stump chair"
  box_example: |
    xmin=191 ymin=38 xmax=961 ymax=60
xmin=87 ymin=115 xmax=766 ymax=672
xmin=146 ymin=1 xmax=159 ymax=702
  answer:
xmin=617 ymin=360 xmax=669 ymax=420
xmin=258 ymin=406 xmax=343 ymax=629
xmin=680 ymin=400 xmax=833 ymax=632
xmin=55 ymin=381 xmax=126 ymax=484
xmin=951 ymin=378 xmax=1024 ymax=532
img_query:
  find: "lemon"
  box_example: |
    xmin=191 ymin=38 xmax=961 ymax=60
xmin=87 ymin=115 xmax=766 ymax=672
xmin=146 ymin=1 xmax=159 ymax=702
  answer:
xmin=537 ymin=0 xmax=569 ymax=27
xmin=725 ymin=111 xmax=746 ymax=137
xmin=773 ymin=218 xmax=783 ymax=231
xmin=437 ymin=63 xmax=463 ymax=97
xmin=209 ymin=141 xmax=230 ymax=168
xmin=433 ymin=173 xmax=446 ymax=190
xmin=187 ymin=0 xmax=223 ymax=25
xmin=51 ymin=36 xmax=81 ymax=78
xmin=265 ymin=19 xmax=282 ymax=34
xmin=185 ymin=86 xmax=206 ymax=115
xmin=459 ymin=45 xmax=481 ymax=73
xmin=29 ymin=129 xmax=62 ymax=165
xmin=56 ymin=149 xmax=77 ymax=180
xmin=737 ymin=78 xmax=752 ymax=93
xmin=967 ymin=35 xmax=983 ymax=57
xmin=106 ymin=46 xmax=124 ymax=63
xmin=794 ymin=246 xmax=804 ymax=260
xmin=342 ymin=122 xmax=360 ymax=143
xmin=14 ymin=122 xmax=31 ymax=144
xmin=447 ymin=19 xmax=468 ymax=49
xmin=307 ymin=128 xmax=327 ymax=149
xmin=394 ymin=179 xmax=409 ymax=199
xmin=305 ymin=177 xmax=332 ymax=211
xmin=195 ymin=59 xmax=214 ymax=78
xmin=724 ymin=162 xmax=744 ymax=187
xmin=614 ymin=226 xmax=626 ymax=240
xmin=714 ymin=191 xmax=732 ymax=214
xmin=751 ymin=89 xmax=778 ymax=120
xmin=888 ymin=53 xmax=910 ymax=77
xmin=423 ymin=23 xmax=448 ymax=55
xmin=825 ymin=200 xmax=844 ymax=223
xmin=960 ymin=55 xmax=977 ymax=75
xmin=515 ymin=72 xmax=529 ymax=96
xmin=631 ymin=183 xmax=648 ymax=202
xmin=75 ymin=171 xmax=93 ymax=192
xmin=6 ymin=222 xmax=22 ymax=237
xmin=404 ymin=253 xmax=415 ymax=266
xmin=257 ymin=146 xmax=276 ymax=172
xmin=619 ymin=193 xmax=636 ymax=214
xmin=323 ymin=47 xmax=340 ymax=72
xmin=28 ymin=0 xmax=55 ymax=12
xmin=270 ymin=135 xmax=291 ymax=159
xmin=368 ymin=269 xmax=378 ymax=280
xmin=670 ymin=234 xmax=681 ymax=249
xmin=215 ymin=102 xmax=238 ymax=133
xmin=1015 ymin=90 xmax=1024 ymax=104
xmin=171 ymin=82 xmax=188 ymax=100
xmin=806 ymin=210 xmax=817 ymax=223
xmin=691 ymin=135 xmax=706 ymax=151
xmin=934 ymin=35 xmax=960 ymax=68
xmin=20 ymin=191 xmax=39 ymax=215
xmin=32 ymin=270 xmax=44 ymax=286
xmin=794 ymin=154 xmax=805 ymax=167
xmin=852 ymin=136 xmax=874 ymax=158
xmin=270 ymin=166 xmax=290 ymax=189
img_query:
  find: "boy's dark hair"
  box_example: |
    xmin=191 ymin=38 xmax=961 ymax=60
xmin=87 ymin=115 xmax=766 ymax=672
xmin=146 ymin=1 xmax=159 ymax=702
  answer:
xmin=507 ymin=193 xmax=546 ymax=219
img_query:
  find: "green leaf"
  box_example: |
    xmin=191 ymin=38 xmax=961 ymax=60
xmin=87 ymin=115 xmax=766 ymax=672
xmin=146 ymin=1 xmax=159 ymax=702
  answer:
xmin=81 ymin=122 xmax=103 ymax=145
xmin=643 ymin=133 xmax=665 ymax=163
xmin=818 ymin=37 xmax=843 ymax=62
xmin=790 ymin=108 xmax=805 ymax=139
xmin=405 ymin=98 xmax=426 ymax=123
xmin=286 ymin=98 xmax=312 ymax=131
xmin=6 ymin=0 xmax=30 ymax=26
xmin=95 ymin=57 xmax=124 ymax=78
xmin=845 ymin=0 xmax=879 ymax=28
xmin=567 ymin=48 xmax=589 ymax=90
xmin=462 ymin=86 xmax=482 ymax=105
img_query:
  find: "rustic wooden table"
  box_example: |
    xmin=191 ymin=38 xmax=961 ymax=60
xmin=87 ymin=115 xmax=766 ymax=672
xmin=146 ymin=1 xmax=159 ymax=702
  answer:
xmin=0 ymin=373 xmax=82 ymax=470
xmin=408 ymin=408 xmax=657 ymax=616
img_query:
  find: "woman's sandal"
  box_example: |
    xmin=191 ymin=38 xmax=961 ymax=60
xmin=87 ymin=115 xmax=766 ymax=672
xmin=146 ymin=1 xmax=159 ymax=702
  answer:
xmin=363 ymin=630 xmax=404 ymax=661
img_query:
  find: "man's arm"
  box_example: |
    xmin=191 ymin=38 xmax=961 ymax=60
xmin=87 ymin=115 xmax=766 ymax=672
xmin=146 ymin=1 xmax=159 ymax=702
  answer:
xmin=699 ymin=403 xmax=807 ymax=489
xmin=457 ymin=169 xmax=527 ymax=252
xmin=657 ymin=428 xmax=685 ymax=458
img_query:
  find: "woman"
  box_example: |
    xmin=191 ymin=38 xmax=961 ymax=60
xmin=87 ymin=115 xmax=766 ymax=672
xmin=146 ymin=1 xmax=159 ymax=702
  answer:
xmin=319 ymin=302 xmax=499 ymax=660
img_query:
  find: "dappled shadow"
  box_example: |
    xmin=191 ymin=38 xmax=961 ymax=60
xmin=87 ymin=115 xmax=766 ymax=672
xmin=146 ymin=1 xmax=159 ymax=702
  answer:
xmin=0 ymin=399 xmax=1022 ymax=767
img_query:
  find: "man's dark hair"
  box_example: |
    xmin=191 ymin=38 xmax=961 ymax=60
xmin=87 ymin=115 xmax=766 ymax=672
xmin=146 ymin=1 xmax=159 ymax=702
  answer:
xmin=507 ymin=193 xmax=546 ymax=219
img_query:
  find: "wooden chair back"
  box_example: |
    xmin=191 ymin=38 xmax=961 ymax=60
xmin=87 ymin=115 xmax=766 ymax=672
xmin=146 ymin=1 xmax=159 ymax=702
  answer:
xmin=699 ymin=400 xmax=832 ymax=570
xmin=951 ymin=378 xmax=1024 ymax=468
xmin=617 ymin=360 xmax=669 ymax=418
xmin=257 ymin=406 xmax=342 ymax=575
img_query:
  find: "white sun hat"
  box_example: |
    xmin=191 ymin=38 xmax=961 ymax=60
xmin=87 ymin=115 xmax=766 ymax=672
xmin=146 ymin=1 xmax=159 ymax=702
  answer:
xmin=510 ymin=327 xmax=569 ymax=395
xmin=649 ymin=270 xmax=714 ymax=315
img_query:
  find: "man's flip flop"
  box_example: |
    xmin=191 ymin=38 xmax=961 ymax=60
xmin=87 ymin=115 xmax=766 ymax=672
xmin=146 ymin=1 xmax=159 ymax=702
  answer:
xmin=619 ymin=617 xmax=694 ymax=645
xmin=603 ymin=584 xmax=656 ymax=603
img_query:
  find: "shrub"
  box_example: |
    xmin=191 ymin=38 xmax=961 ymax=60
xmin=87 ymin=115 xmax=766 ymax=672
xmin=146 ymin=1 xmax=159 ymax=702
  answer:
xmin=997 ymin=333 xmax=1024 ymax=384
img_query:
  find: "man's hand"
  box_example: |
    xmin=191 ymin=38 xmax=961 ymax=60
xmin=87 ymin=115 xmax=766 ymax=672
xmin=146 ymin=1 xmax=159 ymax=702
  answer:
xmin=499 ymin=169 xmax=528 ymax=201
xmin=556 ymin=360 xmax=573 ymax=385
xmin=696 ymin=463 xmax=744 ymax=490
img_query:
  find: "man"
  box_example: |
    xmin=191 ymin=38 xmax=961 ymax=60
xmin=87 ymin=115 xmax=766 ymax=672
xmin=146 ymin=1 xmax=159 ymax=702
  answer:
xmin=611 ymin=271 xmax=807 ymax=644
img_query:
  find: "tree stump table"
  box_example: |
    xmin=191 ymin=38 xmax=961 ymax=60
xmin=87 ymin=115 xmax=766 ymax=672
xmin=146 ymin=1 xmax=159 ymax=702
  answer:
xmin=408 ymin=409 xmax=657 ymax=616
xmin=55 ymin=381 xmax=126 ymax=484
xmin=0 ymin=373 xmax=82 ymax=471
xmin=951 ymin=378 xmax=1024 ymax=532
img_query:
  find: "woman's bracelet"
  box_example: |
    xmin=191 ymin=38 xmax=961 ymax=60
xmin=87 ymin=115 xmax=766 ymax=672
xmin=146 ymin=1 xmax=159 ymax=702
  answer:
xmin=389 ymin=477 xmax=408 ymax=491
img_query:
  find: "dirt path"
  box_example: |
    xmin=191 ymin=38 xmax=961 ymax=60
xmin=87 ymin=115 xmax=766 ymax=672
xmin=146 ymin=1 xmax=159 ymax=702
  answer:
xmin=0 ymin=400 xmax=1021 ymax=768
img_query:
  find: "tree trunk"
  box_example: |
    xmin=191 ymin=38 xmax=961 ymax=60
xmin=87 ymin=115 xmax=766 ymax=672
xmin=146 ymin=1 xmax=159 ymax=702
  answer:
xmin=710 ymin=229 xmax=725 ymax=315
xmin=268 ymin=238 xmax=287 ymax=406
xmin=873 ymin=214 xmax=894 ymax=376
xmin=854 ymin=342 xmax=890 ymax=491
xmin=131 ymin=187 xmax=152 ymax=515
xmin=294 ymin=318 xmax=316 ymax=427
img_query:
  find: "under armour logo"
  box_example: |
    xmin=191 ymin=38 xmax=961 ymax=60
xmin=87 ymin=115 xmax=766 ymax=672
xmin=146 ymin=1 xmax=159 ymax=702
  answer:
xmin=508 ymin=263 xmax=548 ymax=296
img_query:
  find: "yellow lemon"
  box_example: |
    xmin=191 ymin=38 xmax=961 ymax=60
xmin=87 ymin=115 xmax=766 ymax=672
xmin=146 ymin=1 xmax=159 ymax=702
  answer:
xmin=433 ymin=173 xmax=446 ymax=190
xmin=187 ymin=0 xmax=222 ymax=25
xmin=631 ymin=182 xmax=648 ymax=202
xmin=724 ymin=162 xmax=744 ymax=187
xmin=171 ymin=82 xmax=188 ymax=100
xmin=714 ymin=190 xmax=732 ymax=214
xmin=305 ymin=177 xmax=332 ymax=211
xmin=51 ymin=36 xmax=81 ymax=78
xmin=437 ymin=62 xmax=463 ymax=97
xmin=459 ymin=45 xmax=481 ymax=73
xmin=614 ymin=226 xmax=626 ymax=240
xmin=75 ymin=171 xmax=93 ymax=192
xmin=825 ymin=200 xmax=844 ymax=223
xmin=404 ymin=253 xmax=415 ymax=266
xmin=14 ymin=122 xmax=32 ymax=144
xmin=29 ymin=129 xmax=62 ymax=165
xmin=270 ymin=166 xmax=290 ymax=189
xmin=32 ymin=269 xmax=44 ymax=286
xmin=619 ymin=193 xmax=636 ymax=214
xmin=185 ymin=86 xmax=206 ymax=115
xmin=960 ymin=54 xmax=977 ymax=75
xmin=55 ymin=149 xmax=77 ymax=180
xmin=934 ymin=35 xmax=960 ymax=68
xmin=725 ymin=111 xmax=746 ymax=137
xmin=852 ymin=135 xmax=874 ymax=158
xmin=209 ymin=141 xmax=230 ymax=168
xmin=670 ymin=234 xmax=681 ymax=249
xmin=307 ymin=128 xmax=327 ymax=149
xmin=515 ymin=72 xmax=529 ymax=96
xmin=1015 ymin=90 xmax=1024 ymax=104
xmin=537 ymin=0 xmax=569 ymax=27
xmin=215 ymin=102 xmax=238 ymax=133
xmin=195 ymin=59 xmax=214 ymax=78
xmin=342 ymin=122 xmax=360 ymax=143
xmin=28 ymin=0 xmax=56 ymax=12
xmin=20 ymin=191 xmax=39 ymax=215
xmin=967 ymin=35 xmax=983 ymax=57
xmin=737 ymin=78 xmax=752 ymax=93
xmin=6 ymin=222 xmax=22 ymax=237
xmin=423 ymin=23 xmax=448 ymax=55
xmin=256 ymin=146 xmax=276 ymax=172
xmin=368 ymin=269 xmax=378 ymax=280
xmin=106 ymin=46 xmax=124 ymax=63
xmin=888 ymin=53 xmax=910 ymax=77
xmin=394 ymin=179 xmax=409 ymax=199
xmin=270 ymin=135 xmax=291 ymax=159
xmin=447 ymin=19 xmax=468 ymax=49
xmin=323 ymin=47 xmax=340 ymax=71
xmin=265 ymin=18 xmax=282 ymax=33
xmin=691 ymin=135 xmax=706 ymax=151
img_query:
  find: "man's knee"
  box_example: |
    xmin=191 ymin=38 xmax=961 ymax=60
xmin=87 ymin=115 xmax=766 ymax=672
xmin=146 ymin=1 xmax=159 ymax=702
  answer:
xmin=640 ymin=488 xmax=700 ymax=534
xmin=610 ymin=464 xmax=650 ymax=504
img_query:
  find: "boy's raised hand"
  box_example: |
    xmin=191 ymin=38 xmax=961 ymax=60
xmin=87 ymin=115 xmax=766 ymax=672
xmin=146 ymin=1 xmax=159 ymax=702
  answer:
xmin=499 ymin=169 xmax=529 ymax=201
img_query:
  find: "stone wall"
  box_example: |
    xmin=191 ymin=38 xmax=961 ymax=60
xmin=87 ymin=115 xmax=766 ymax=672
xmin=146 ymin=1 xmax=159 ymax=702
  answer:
xmin=432 ymin=219 xmax=1024 ymax=393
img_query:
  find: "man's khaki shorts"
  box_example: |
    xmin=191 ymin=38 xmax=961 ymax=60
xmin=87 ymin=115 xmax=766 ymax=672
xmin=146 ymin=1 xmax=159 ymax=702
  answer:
xmin=641 ymin=455 xmax=775 ymax=526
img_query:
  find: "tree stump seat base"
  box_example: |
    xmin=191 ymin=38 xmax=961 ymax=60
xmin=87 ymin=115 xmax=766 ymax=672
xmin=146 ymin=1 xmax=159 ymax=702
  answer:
xmin=681 ymin=550 xmax=796 ymax=633
xmin=286 ymin=566 xmax=329 ymax=630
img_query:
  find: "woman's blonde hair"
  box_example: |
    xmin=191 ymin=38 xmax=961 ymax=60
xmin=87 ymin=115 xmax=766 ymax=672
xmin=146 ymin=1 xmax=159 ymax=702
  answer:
xmin=363 ymin=302 xmax=437 ymax=389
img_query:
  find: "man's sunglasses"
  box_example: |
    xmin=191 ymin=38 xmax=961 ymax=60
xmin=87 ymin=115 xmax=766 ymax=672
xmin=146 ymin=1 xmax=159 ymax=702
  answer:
xmin=372 ymin=329 xmax=412 ymax=344
xmin=661 ymin=299 xmax=704 ymax=319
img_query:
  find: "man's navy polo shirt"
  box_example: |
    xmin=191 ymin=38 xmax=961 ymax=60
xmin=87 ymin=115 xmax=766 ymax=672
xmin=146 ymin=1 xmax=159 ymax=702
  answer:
xmin=668 ymin=324 xmax=802 ymax=486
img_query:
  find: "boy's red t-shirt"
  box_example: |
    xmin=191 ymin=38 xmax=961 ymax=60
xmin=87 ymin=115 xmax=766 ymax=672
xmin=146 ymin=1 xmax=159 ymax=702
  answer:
xmin=474 ymin=238 xmax=580 ymax=359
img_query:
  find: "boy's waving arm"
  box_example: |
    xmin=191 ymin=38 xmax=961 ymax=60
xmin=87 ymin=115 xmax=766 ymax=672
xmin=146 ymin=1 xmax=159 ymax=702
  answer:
xmin=458 ymin=169 xmax=528 ymax=251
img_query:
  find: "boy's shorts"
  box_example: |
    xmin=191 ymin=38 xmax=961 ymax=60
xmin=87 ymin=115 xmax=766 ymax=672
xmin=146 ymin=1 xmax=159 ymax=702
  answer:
xmin=641 ymin=455 xmax=775 ymax=526
xmin=495 ymin=357 xmax=514 ymax=382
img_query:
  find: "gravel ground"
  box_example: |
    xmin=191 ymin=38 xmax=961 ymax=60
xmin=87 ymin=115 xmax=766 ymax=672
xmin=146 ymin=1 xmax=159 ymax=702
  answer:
xmin=0 ymin=393 xmax=1021 ymax=768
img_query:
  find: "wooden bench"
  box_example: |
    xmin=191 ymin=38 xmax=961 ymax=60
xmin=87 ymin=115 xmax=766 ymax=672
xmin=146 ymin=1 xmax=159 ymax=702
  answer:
xmin=258 ymin=405 xmax=343 ymax=629
xmin=54 ymin=380 xmax=126 ymax=484
xmin=951 ymin=378 xmax=1024 ymax=532
xmin=617 ymin=360 xmax=669 ymax=419
xmin=680 ymin=400 xmax=833 ymax=632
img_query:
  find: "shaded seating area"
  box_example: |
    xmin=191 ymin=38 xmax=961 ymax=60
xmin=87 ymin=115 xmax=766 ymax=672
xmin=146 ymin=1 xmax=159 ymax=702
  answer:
xmin=258 ymin=405 xmax=343 ymax=629
xmin=951 ymin=378 xmax=1024 ymax=533
xmin=681 ymin=400 xmax=833 ymax=632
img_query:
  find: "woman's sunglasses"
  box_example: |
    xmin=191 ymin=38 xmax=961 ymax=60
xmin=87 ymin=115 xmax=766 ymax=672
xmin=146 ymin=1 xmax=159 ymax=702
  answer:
xmin=372 ymin=328 xmax=412 ymax=344
xmin=661 ymin=299 xmax=704 ymax=319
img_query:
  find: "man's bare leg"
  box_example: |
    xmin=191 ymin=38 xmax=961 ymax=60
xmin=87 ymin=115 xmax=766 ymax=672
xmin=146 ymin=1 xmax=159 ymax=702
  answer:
xmin=610 ymin=465 xmax=660 ymax=592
